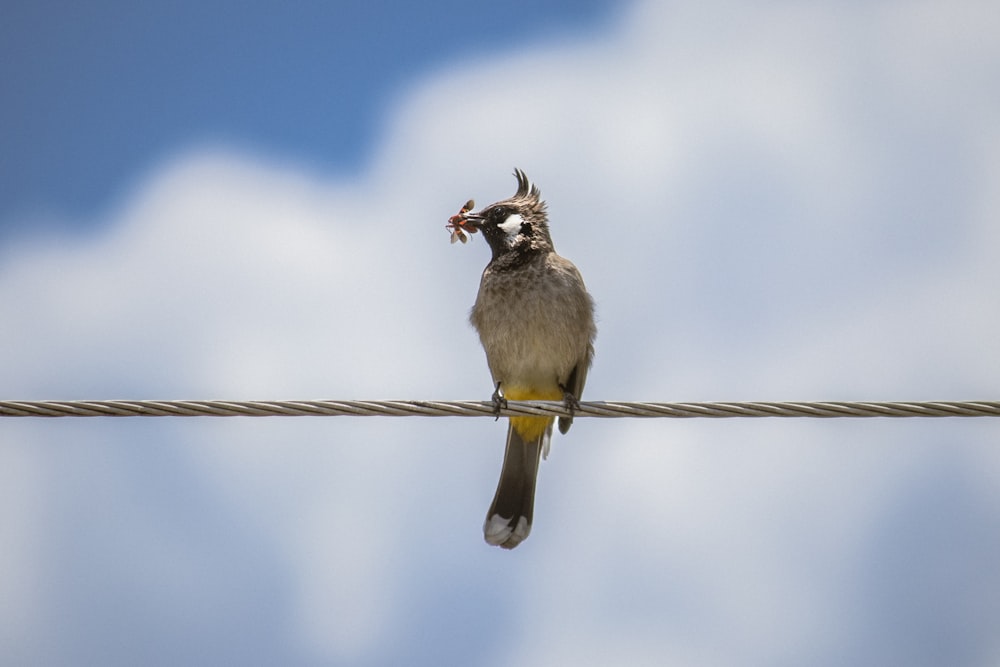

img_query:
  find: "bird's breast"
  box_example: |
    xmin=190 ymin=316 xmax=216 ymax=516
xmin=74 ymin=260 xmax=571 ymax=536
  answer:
xmin=470 ymin=259 xmax=592 ymax=388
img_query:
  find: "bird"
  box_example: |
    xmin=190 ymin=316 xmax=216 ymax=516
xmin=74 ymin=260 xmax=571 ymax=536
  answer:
xmin=459 ymin=168 xmax=596 ymax=549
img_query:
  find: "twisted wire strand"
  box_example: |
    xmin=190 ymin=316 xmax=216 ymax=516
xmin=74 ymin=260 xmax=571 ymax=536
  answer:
xmin=1 ymin=399 xmax=998 ymax=418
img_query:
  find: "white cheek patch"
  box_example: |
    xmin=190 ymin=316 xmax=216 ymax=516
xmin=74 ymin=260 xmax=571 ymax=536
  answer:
xmin=498 ymin=213 xmax=524 ymax=244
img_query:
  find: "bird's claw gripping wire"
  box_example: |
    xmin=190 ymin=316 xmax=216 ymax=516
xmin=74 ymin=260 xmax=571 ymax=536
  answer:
xmin=560 ymin=384 xmax=580 ymax=418
xmin=491 ymin=383 xmax=507 ymax=421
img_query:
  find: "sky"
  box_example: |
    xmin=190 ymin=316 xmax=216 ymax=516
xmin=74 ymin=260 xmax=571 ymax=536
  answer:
xmin=0 ymin=0 xmax=612 ymax=234
xmin=2 ymin=0 xmax=1000 ymax=665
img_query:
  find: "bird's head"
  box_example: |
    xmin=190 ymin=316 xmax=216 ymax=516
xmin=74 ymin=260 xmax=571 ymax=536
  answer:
xmin=461 ymin=168 xmax=553 ymax=258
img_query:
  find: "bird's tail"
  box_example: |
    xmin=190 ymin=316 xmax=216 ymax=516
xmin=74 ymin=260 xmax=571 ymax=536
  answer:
xmin=483 ymin=417 xmax=551 ymax=549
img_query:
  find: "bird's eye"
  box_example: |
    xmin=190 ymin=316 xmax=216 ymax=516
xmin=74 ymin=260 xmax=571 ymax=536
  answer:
xmin=492 ymin=206 xmax=508 ymax=220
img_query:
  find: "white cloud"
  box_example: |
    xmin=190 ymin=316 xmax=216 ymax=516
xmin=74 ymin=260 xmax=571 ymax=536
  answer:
xmin=2 ymin=0 xmax=999 ymax=664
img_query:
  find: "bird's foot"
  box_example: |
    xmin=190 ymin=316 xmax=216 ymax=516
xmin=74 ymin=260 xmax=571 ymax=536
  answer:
xmin=491 ymin=383 xmax=507 ymax=421
xmin=559 ymin=384 xmax=580 ymax=417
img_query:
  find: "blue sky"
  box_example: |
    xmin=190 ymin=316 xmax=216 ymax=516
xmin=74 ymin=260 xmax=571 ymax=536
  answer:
xmin=2 ymin=1 xmax=1000 ymax=665
xmin=0 ymin=0 xmax=614 ymax=232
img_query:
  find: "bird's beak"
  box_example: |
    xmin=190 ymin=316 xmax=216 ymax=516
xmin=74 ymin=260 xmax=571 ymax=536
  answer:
xmin=460 ymin=211 xmax=484 ymax=229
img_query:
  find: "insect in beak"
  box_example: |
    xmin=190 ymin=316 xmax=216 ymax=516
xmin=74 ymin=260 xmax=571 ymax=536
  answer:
xmin=445 ymin=199 xmax=479 ymax=244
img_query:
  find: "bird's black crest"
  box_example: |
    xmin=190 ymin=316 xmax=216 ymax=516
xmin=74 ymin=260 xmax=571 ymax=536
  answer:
xmin=513 ymin=168 xmax=541 ymax=203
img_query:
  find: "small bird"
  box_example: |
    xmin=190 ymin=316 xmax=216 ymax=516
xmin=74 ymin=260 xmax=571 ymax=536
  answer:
xmin=460 ymin=169 xmax=596 ymax=549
